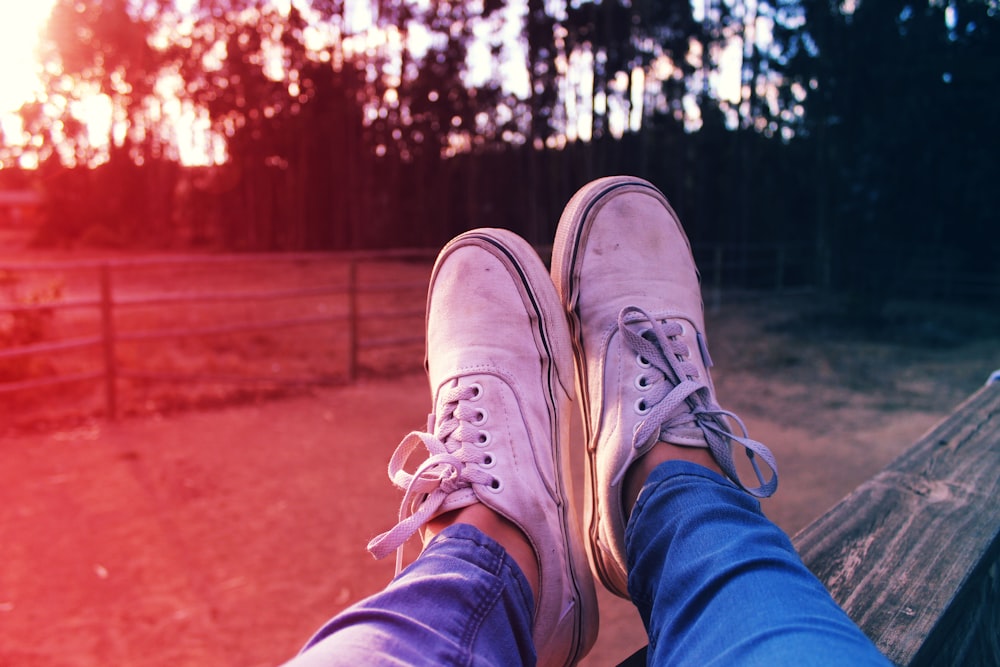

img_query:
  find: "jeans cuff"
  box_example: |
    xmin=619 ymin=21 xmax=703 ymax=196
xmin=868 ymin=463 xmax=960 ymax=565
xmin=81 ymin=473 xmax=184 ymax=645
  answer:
xmin=422 ymin=522 xmax=535 ymax=616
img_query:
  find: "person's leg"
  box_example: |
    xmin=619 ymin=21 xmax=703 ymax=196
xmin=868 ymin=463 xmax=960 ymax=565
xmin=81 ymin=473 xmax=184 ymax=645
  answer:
xmin=552 ymin=176 xmax=888 ymax=665
xmin=283 ymin=229 xmax=597 ymax=667
xmin=284 ymin=523 xmax=535 ymax=667
xmin=627 ymin=459 xmax=889 ymax=665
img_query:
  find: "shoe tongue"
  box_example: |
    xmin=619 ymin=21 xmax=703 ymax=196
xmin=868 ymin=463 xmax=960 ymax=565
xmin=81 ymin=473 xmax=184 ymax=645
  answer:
xmin=432 ymin=487 xmax=479 ymax=517
xmin=658 ymin=423 xmax=710 ymax=448
xmin=651 ymin=385 xmax=717 ymax=449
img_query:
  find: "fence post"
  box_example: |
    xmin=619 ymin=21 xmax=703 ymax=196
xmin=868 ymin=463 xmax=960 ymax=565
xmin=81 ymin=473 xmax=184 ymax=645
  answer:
xmin=775 ymin=245 xmax=786 ymax=293
xmin=347 ymin=257 xmax=359 ymax=382
xmin=99 ymin=263 xmax=118 ymax=420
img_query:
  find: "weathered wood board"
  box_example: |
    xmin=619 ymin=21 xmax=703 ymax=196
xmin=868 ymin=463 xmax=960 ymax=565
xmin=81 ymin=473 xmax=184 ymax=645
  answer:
xmin=794 ymin=380 xmax=1000 ymax=666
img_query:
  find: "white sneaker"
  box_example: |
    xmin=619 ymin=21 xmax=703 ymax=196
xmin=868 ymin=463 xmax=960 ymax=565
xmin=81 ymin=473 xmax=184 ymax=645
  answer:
xmin=368 ymin=228 xmax=598 ymax=666
xmin=551 ymin=176 xmax=778 ymax=598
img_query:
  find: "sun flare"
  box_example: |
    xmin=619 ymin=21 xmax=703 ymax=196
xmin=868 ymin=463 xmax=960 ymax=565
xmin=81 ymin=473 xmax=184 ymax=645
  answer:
xmin=0 ymin=0 xmax=58 ymax=114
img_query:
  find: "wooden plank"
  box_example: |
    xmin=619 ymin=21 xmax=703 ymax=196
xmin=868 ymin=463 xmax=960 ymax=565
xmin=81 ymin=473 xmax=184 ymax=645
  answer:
xmin=793 ymin=381 xmax=1000 ymax=666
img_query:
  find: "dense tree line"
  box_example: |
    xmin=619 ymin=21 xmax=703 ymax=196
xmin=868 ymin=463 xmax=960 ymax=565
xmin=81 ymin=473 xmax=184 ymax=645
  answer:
xmin=0 ymin=0 xmax=996 ymax=312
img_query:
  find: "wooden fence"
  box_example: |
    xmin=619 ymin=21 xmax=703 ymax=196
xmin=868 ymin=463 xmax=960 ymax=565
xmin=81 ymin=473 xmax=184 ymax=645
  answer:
xmin=794 ymin=375 xmax=1000 ymax=665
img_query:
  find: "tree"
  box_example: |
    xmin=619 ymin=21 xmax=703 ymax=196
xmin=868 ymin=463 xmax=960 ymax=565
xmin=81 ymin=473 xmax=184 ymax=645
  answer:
xmin=794 ymin=0 xmax=1000 ymax=317
xmin=36 ymin=0 xmax=167 ymax=165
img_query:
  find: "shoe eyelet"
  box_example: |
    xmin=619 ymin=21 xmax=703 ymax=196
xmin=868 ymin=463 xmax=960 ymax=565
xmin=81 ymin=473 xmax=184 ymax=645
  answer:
xmin=636 ymin=354 xmax=652 ymax=369
xmin=634 ymin=375 xmax=650 ymax=391
xmin=470 ymin=407 xmax=489 ymax=426
xmin=468 ymin=382 xmax=484 ymax=400
xmin=480 ymin=452 xmax=497 ymax=469
xmin=475 ymin=430 xmax=492 ymax=447
xmin=634 ymin=398 xmax=651 ymax=415
xmin=487 ymin=477 xmax=504 ymax=493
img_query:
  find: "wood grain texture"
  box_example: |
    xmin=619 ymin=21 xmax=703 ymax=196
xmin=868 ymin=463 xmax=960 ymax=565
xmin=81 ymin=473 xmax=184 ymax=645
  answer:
xmin=793 ymin=381 xmax=1000 ymax=666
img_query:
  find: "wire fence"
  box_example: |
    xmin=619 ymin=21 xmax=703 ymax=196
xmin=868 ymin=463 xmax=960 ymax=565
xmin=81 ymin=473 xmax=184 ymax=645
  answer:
xmin=0 ymin=250 xmax=434 ymax=420
xmin=691 ymin=242 xmax=817 ymax=311
xmin=0 ymin=243 xmax=820 ymax=421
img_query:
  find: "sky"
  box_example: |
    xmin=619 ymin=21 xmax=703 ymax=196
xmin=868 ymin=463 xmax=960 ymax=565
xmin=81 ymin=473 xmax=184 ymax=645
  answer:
xmin=0 ymin=0 xmax=57 ymax=115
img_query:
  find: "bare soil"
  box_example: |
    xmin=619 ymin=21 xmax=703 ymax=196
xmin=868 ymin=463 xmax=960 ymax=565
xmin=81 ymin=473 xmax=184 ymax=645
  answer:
xmin=1 ymin=239 xmax=997 ymax=666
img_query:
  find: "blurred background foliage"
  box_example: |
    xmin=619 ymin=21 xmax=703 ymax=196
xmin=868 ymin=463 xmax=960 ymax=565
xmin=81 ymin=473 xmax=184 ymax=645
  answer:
xmin=0 ymin=0 xmax=997 ymax=318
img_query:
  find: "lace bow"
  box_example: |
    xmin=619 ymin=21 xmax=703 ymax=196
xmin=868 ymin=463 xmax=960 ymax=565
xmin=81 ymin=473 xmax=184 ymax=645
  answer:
xmin=367 ymin=382 xmax=496 ymax=572
xmin=617 ymin=306 xmax=778 ymax=498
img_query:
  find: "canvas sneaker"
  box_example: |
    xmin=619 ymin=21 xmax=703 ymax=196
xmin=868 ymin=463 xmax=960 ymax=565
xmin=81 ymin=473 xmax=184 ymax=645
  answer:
xmin=551 ymin=176 xmax=778 ymax=598
xmin=367 ymin=228 xmax=598 ymax=666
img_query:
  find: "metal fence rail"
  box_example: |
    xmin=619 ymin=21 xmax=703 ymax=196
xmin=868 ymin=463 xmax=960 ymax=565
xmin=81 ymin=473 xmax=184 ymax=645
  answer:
xmin=692 ymin=242 xmax=818 ymax=311
xmin=0 ymin=243 xmax=823 ymax=421
xmin=0 ymin=250 xmax=435 ymax=419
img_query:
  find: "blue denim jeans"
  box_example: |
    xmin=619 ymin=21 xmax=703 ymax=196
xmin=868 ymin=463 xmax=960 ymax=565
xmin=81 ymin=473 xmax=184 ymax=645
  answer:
xmin=285 ymin=461 xmax=889 ymax=666
xmin=627 ymin=461 xmax=890 ymax=666
xmin=283 ymin=523 xmax=536 ymax=666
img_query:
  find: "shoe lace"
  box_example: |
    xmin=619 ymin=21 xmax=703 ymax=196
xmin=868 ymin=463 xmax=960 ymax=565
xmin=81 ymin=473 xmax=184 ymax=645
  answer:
xmin=617 ymin=306 xmax=778 ymax=498
xmin=367 ymin=382 xmax=497 ymax=573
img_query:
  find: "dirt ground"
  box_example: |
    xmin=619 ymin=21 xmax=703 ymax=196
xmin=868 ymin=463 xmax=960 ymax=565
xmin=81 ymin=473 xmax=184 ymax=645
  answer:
xmin=1 ymin=243 xmax=998 ymax=666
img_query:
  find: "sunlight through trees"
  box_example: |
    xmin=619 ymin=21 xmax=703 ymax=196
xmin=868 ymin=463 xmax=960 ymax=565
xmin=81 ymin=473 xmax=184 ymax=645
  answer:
xmin=0 ymin=0 xmax=996 ymax=318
